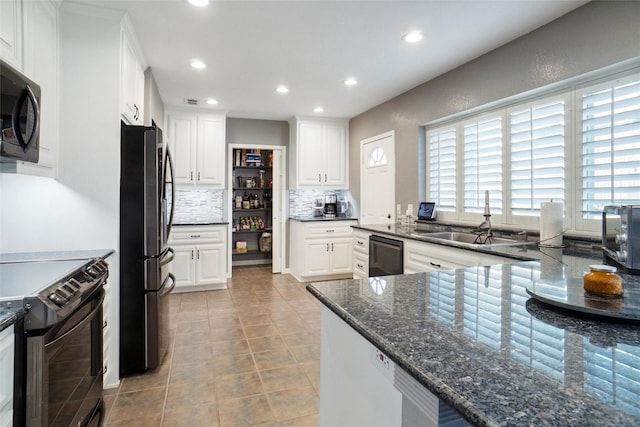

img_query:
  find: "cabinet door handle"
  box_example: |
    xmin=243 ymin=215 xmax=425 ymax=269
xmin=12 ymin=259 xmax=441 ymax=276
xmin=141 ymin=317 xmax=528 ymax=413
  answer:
xmin=318 ymin=173 xmax=321 ymax=182
xmin=326 ymin=243 xmax=329 ymax=252
xmin=331 ymin=243 xmax=334 ymax=251
xmin=197 ymin=172 xmax=201 ymax=181
xmin=191 ymin=250 xmax=194 ymax=260
xmin=190 ymin=171 xmax=194 ymax=181
xmin=326 ymin=229 xmax=334 ymax=233
xmin=357 ymin=263 xmax=363 ymax=268
xmin=324 ymin=174 xmax=327 ymax=182
xmin=430 ymin=262 xmax=441 ymax=268
xmin=197 ymin=250 xmax=200 ymax=260
xmin=190 ymin=235 xmax=201 ymax=238
xmin=356 ymin=240 xmax=363 ymax=246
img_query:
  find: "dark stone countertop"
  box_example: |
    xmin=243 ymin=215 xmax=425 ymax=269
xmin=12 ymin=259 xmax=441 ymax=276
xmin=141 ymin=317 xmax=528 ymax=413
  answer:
xmin=307 ymin=256 xmax=640 ymax=426
xmin=0 ymin=249 xmax=115 ymax=331
xmin=353 ymin=222 xmax=603 ymax=263
xmin=289 ymin=215 xmax=358 ymax=222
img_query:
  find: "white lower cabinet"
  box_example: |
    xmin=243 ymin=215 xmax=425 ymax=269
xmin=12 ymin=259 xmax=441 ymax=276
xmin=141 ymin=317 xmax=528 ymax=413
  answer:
xmin=404 ymin=239 xmax=512 ymax=274
xmin=169 ymin=225 xmax=228 ymax=292
xmin=290 ymin=220 xmax=357 ymax=282
xmin=0 ymin=326 xmax=14 ymax=427
xmin=320 ymin=307 xmax=469 ymax=427
xmin=352 ymin=229 xmax=371 ymax=279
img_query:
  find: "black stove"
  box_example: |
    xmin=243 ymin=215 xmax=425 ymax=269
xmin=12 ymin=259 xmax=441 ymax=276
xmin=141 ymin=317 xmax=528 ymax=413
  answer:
xmin=0 ymin=257 xmax=109 ymax=330
xmin=0 ymin=251 xmax=111 ymax=426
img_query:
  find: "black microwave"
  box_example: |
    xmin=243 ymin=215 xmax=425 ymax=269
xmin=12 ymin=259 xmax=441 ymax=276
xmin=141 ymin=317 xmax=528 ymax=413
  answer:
xmin=1 ymin=59 xmax=41 ymax=163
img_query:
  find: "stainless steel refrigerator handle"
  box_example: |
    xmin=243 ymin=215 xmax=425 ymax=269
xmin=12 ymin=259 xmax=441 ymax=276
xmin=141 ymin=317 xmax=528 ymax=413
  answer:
xmin=159 ymin=273 xmax=176 ymax=296
xmin=164 ymin=148 xmax=176 ymax=237
xmin=159 ymin=247 xmax=175 ymax=266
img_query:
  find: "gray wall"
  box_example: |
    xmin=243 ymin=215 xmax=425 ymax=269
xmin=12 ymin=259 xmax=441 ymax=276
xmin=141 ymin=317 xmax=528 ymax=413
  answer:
xmin=349 ymin=1 xmax=640 ymax=211
xmin=226 ymin=118 xmax=289 ymax=147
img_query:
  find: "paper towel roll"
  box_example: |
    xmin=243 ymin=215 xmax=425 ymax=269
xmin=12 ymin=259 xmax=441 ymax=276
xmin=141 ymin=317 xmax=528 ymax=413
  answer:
xmin=540 ymin=202 xmax=564 ymax=247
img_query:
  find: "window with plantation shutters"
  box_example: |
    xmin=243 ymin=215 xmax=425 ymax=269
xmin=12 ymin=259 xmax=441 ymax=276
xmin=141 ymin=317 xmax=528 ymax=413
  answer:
xmin=509 ymin=97 xmax=566 ymax=217
xmin=463 ymin=115 xmax=503 ymax=214
xmin=428 ymin=127 xmax=456 ymax=212
xmin=579 ymin=75 xmax=640 ymax=220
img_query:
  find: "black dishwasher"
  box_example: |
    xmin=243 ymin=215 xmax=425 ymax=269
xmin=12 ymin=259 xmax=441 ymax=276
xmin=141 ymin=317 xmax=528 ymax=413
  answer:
xmin=369 ymin=235 xmax=404 ymax=277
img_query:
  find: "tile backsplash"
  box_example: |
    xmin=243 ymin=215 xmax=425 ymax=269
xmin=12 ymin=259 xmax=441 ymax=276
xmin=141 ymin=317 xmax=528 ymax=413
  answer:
xmin=171 ymin=189 xmax=224 ymax=224
xmin=288 ymin=189 xmax=352 ymax=217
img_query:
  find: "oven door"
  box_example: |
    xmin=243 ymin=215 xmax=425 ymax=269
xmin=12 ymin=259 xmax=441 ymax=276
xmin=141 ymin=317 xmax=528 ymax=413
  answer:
xmin=25 ymin=289 xmax=105 ymax=427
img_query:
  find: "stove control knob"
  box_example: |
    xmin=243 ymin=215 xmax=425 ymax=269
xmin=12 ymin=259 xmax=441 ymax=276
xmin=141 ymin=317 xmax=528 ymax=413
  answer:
xmin=48 ymin=292 xmax=66 ymax=306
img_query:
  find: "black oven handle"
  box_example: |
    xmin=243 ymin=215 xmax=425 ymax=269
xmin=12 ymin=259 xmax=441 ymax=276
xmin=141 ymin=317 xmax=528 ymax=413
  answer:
xmin=160 ymin=273 xmax=176 ymax=297
xmin=45 ymin=290 xmax=105 ymax=351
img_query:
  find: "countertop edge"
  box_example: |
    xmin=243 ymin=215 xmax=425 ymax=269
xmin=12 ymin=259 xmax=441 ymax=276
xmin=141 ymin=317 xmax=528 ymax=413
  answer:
xmin=172 ymin=222 xmax=229 ymax=226
xmin=289 ymin=216 xmax=358 ymax=222
xmin=306 ymin=282 xmax=496 ymax=427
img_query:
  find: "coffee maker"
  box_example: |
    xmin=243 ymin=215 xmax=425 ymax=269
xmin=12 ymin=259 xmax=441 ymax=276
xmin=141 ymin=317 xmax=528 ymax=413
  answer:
xmin=324 ymin=193 xmax=337 ymax=218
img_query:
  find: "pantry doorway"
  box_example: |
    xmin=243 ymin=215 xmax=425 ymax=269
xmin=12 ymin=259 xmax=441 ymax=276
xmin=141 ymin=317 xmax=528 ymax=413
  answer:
xmin=227 ymin=144 xmax=286 ymax=274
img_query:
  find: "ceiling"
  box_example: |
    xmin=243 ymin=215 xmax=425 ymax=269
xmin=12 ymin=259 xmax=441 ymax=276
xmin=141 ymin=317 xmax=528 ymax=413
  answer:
xmin=69 ymin=0 xmax=589 ymax=121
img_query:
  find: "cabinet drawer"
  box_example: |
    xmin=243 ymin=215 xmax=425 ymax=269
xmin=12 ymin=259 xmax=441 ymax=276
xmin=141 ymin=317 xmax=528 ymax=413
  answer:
xmin=353 ymin=252 xmax=368 ymax=278
xmin=170 ymin=226 xmax=226 ymax=243
xmin=303 ymin=221 xmax=356 ymax=238
xmin=353 ymin=230 xmax=370 ymax=255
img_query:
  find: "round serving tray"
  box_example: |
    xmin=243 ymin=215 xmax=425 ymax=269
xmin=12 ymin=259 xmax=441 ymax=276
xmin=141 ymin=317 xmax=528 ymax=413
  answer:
xmin=526 ymin=278 xmax=640 ymax=320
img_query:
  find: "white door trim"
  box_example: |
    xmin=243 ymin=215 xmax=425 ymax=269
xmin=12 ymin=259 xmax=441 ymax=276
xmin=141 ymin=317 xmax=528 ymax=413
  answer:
xmin=227 ymin=143 xmax=287 ymax=275
xmin=360 ymin=130 xmax=395 ymax=223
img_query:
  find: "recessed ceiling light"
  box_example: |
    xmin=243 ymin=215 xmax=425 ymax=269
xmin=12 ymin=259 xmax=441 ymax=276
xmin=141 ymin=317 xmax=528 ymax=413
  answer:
xmin=187 ymin=0 xmax=209 ymax=6
xmin=190 ymin=59 xmax=206 ymax=69
xmin=344 ymin=78 xmax=358 ymax=86
xmin=206 ymin=98 xmax=218 ymax=105
xmin=402 ymin=31 xmax=423 ymax=43
xmin=276 ymin=85 xmax=289 ymax=94
xmin=314 ymin=106 xmax=324 ymax=113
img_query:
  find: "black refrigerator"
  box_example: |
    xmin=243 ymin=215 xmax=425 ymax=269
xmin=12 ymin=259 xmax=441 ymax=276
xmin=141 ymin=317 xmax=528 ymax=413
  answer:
xmin=119 ymin=122 xmax=175 ymax=376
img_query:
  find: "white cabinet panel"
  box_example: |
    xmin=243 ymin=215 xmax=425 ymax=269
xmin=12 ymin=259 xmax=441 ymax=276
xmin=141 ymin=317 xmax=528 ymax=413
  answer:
xmin=304 ymin=241 xmax=332 ymax=276
xmin=172 ymin=246 xmax=195 ymax=288
xmin=290 ymin=220 xmax=357 ymax=281
xmin=297 ymin=122 xmax=324 ymax=186
xmin=196 ymin=115 xmax=225 ymax=186
xmin=330 ymin=238 xmax=353 ymax=274
xmin=169 ymin=225 xmax=227 ymax=292
xmin=0 ymin=326 xmax=14 ymax=426
xmin=290 ymin=118 xmax=348 ymax=189
xmin=120 ymin=24 xmax=144 ymax=125
xmin=166 ymin=111 xmax=226 ymax=188
xmin=168 ymin=114 xmax=197 ymax=185
xmin=323 ymin=124 xmax=347 ymax=187
xmin=196 ymin=243 xmax=225 ymax=284
xmin=0 ymin=0 xmax=23 ymax=70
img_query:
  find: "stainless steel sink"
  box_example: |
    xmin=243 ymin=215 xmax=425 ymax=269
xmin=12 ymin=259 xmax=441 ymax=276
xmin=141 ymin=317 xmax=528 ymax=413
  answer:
xmin=410 ymin=231 xmax=531 ymax=247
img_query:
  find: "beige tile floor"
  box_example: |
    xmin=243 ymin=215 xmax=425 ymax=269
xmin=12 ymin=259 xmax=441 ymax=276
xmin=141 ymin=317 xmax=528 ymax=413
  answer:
xmin=104 ymin=266 xmax=322 ymax=427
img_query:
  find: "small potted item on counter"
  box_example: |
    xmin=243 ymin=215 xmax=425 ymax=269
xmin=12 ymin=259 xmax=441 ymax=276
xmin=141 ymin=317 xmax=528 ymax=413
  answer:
xmin=584 ymin=265 xmax=624 ymax=296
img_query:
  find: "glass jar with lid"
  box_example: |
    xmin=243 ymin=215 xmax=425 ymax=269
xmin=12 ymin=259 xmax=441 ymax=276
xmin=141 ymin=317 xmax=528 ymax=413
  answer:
xmin=583 ymin=265 xmax=623 ymax=296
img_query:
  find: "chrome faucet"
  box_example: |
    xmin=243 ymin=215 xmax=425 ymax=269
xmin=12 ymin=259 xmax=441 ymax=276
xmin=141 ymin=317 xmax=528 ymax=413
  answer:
xmin=477 ymin=190 xmax=493 ymax=238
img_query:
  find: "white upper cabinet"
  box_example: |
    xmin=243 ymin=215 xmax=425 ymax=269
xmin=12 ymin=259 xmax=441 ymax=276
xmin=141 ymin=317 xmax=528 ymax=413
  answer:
xmin=1 ymin=0 xmax=59 ymax=178
xmin=166 ymin=110 xmax=226 ymax=188
xmin=0 ymin=0 xmax=23 ymax=70
xmin=120 ymin=18 xmax=145 ymax=125
xmin=290 ymin=117 xmax=349 ymax=189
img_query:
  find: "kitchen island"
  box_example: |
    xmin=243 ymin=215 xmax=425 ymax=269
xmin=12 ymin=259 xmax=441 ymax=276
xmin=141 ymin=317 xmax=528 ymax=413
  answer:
xmin=307 ymin=258 xmax=640 ymax=426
